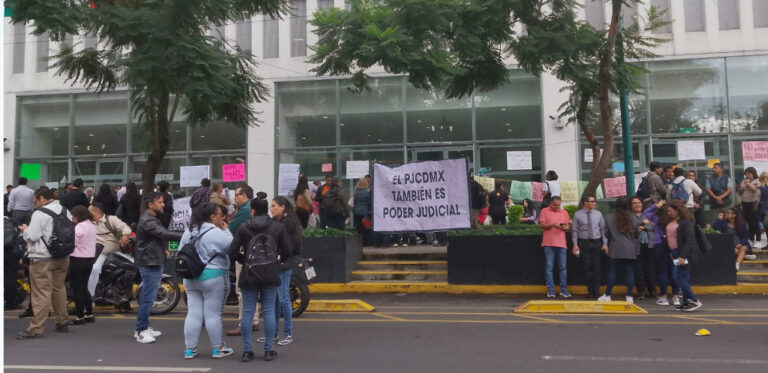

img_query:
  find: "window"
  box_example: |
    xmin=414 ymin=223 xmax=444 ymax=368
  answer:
xmin=263 ymin=15 xmax=279 ymax=58
xmin=290 ymin=0 xmax=307 ymax=57
xmin=318 ymin=0 xmax=334 ymax=10
xmin=621 ymin=2 xmax=637 ymax=28
xmin=406 ymin=84 xmax=472 ymax=143
xmin=13 ymin=23 xmax=25 ymax=74
xmin=18 ymin=95 xmax=71 ymax=157
xmin=74 ymin=92 xmax=128 ymax=155
xmin=755 ymin=0 xmax=768 ymax=28
xmin=84 ymin=32 xmax=97 ymax=49
xmin=475 ymin=71 xmax=542 ymax=140
xmin=651 ymin=0 xmax=672 ymax=33
xmin=718 ymin=0 xmax=740 ymax=30
xmin=340 ymin=77 xmax=404 ymax=145
xmin=191 ymin=122 xmax=247 ymax=151
xmin=726 ymin=55 xmax=768 ymax=132
xmin=585 ymin=0 xmax=605 ymax=30
xmin=684 ymin=0 xmax=706 ymax=32
xmin=236 ymin=19 xmax=252 ymax=52
xmin=36 ymin=33 xmax=49 ymax=72
xmin=277 ymin=80 xmax=337 ymax=147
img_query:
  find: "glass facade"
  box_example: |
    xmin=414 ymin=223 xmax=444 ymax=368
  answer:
xmin=14 ymin=91 xmax=247 ymax=194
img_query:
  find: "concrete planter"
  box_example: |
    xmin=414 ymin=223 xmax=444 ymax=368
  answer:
xmin=301 ymin=235 xmax=363 ymax=283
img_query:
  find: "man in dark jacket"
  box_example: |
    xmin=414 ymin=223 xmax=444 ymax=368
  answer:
xmin=60 ymin=178 xmax=90 ymax=211
xmin=189 ymin=178 xmax=212 ymax=211
xmin=228 ymin=197 xmax=292 ymax=362
xmin=320 ymin=178 xmax=347 ymax=230
xmin=134 ymin=192 xmax=183 ymax=343
xmin=314 ymin=174 xmax=333 ymax=229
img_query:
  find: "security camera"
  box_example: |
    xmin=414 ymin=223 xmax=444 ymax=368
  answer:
xmin=548 ymin=115 xmax=556 ymax=120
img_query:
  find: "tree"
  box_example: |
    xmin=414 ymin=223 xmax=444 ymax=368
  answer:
xmin=9 ymin=0 xmax=290 ymax=193
xmin=310 ymin=0 xmax=669 ymax=199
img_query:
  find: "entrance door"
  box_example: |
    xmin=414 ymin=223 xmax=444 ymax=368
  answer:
xmin=97 ymin=159 xmax=125 ymax=187
xmin=412 ymin=146 xmax=473 ymax=162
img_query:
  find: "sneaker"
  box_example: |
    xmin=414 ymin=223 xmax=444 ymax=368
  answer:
xmin=432 ymin=240 xmax=439 ymax=247
xmin=392 ymin=243 xmax=400 ymax=247
xmin=559 ymin=291 xmax=572 ymax=298
xmin=212 ymin=346 xmax=234 ymax=359
xmin=241 ymin=351 xmax=255 ymax=362
xmin=264 ymin=350 xmax=278 ymax=361
xmin=753 ymin=241 xmax=764 ymax=249
xmin=256 ymin=336 xmax=279 ymax=343
xmin=402 ymin=243 xmax=408 ymax=247
xmin=745 ymin=254 xmax=757 ymax=261
xmin=16 ymin=331 xmax=44 ymax=340
xmin=672 ymin=297 xmax=681 ymax=306
xmin=184 ymin=349 xmax=198 ymax=360
xmin=673 ymin=303 xmax=688 ymax=311
xmin=136 ymin=329 xmax=156 ymax=344
xmin=597 ymin=294 xmax=611 ymax=302
xmin=277 ymin=335 xmax=293 ymax=346
xmin=683 ymin=300 xmax=702 ymax=312
xmin=547 ymin=291 xmax=556 ymax=298
xmin=625 ymin=296 xmax=634 ymax=304
xmin=636 ymin=294 xmax=646 ymax=300
xmin=656 ymin=297 xmax=669 ymax=306
xmin=134 ymin=327 xmax=162 ymax=339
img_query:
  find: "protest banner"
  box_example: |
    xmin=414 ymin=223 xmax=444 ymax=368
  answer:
xmin=277 ymin=164 xmax=300 ymax=196
xmin=603 ymin=176 xmax=627 ymax=198
xmin=373 ymin=159 xmax=470 ymax=232
xmin=322 ymin=163 xmax=333 ymax=172
xmin=531 ymin=182 xmax=544 ymax=201
xmin=578 ymin=181 xmax=604 ymax=200
xmin=169 ymin=197 xmax=192 ymax=231
xmin=473 ymin=176 xmax=495 ymax=193
xmin=509 ymin=180 xmax=533 ymax=201
xmin=180 ymin=165 xmax=210 ymax=187
xmin=742 ymin=141 xmax=768 ymax=161
xmin=222 ymin=163 xmax=246 ymax=182
xmin=560 ymin=181 xmax=579 ymax=201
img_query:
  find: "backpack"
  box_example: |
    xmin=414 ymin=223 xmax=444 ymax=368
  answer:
xmin=541 ymin=182 xmax=552 ymax=208
xmin=4 ymin=217 xmax=25 ymax=260
xmin=37 ymin=207 xmax=76 ymax=259
xmin=636 ymin=175 xmax=651 ymax=200
xmin=174 ymin=228 xmax=215 ymax=279
xmin=694 ymin=224 xmax=712 ymax=253
xmin=670 ymin=180 xmax=689 ymax=202
xmin=470 ymin=180 xmax=488 ymax=209
xmin=244 ymin=227 xmax=281 ymax=286
xmin=321 ymin=190 xmax=346 ymax=216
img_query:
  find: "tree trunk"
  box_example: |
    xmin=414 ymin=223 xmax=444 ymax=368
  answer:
xmin=140 ymin=92 xmax=171 ymax=205
xmin=585 ymin=0 xmax=623 ymax=199
xmin=577 ymin=90 xmax=601 ymax=199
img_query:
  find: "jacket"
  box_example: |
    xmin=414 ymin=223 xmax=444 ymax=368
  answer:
xmin=644 ymin=204 xmax=664 ymax=246
xmin=60 ymin=188 xmax=89 ymax=211
xmin=190 ymin=187 xmax=212 ymax=210
xmin=228 ymin=215 xmax=293 ymax=289
xmin=94 ymin=214 xmax=132 ymax=255
xmin=604 ymin=213 xmax=641 ymax=259
xmin=210 ymin=192 xmax=231 ymax=210
xmin=321 ymin=186 xmax=348 ymax=217
xmin=229 ymin=200 xmax=251 ymax=235
xmin=675 ymin=218 xmax=699 ymax=263
xmin=667 ymin=176 xmax=702 ymax=208
xmin=353 ymin=189 xmax=371 ymax=216
xmin=647 ymin=172 xmax=667 ymax=203
xmin=135 ymin=212 xmax=183 ymax=267
xmin=487 ymin=190 xmax=510 ymax=218
xmin=118 ymin=194 xmax=142 ymax=227
xmin=22 ymin=200 xmax=73 ymax=260
xmin=276 ymin=215 xmax=302 ymax=268
xmin=180 ymin=222 xmax=232 ymax=270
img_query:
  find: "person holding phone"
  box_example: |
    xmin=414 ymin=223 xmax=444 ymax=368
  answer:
xmin=539 ymin=196 xmax=571 ymax=298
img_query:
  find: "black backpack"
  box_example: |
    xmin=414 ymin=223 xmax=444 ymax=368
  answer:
xmin=37 ymin=207 xmax=76 ymax=259
xmin=175 ymin=228 xmax=215 ymax=279
xmin=244 ymin=227 xmax=281 ymax=286
xmin=636 ymin=175 xmax=651 ymax=200
xmin=4 ymin=216 xmax=25 ymax=260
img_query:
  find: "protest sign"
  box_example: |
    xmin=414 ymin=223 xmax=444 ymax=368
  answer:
xmin=745 ymin=161 xmax=768 ymax=175
xmin=277 ymin=164 xmax=300 ymax=196
xmin=180 ymin=165 xmax=210 ymax=187
xmin=222 ymin=163 xmax=245 ymax=182
xmin=603 ymin=176 xmax=627 ymax=198
xmin=346 ymin=161 xmax=369 ymax=179
xmin=322 ymin=163 xmax=333 ymax=172
xmin=473 ymin=176 xmax=495 ymax=193
xmin=560 ymin=181 xmax=579 ymax=201
xmin=677 ymin=140 xmax=705 ymax=161
xmin=509 ymin=181 xmax=533 ymax=201
xmin=372 ymin=159 xmax=470 ymax=232
xmin=169 ymin=197 xmax=192 ymax=231
xmin=531 ymin=182 xmax=544 ymax=201
xmin=742 ymin=141 xmax=768 ymax=161
xmin=584 ymin=148 xmax=602 ymax=163
xmin=506 ymin=151 xmax=532 ymax=170
xmin=578 ymin=181 xmax=604 ymax=200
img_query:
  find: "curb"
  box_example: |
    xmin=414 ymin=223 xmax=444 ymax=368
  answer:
xmin=306 ymin=299 xmax=375 ymax=312
xmin=515 ymin=300 xmax=647 ymax=314
xmin=309 ymin=283 xmax=768 ymax=295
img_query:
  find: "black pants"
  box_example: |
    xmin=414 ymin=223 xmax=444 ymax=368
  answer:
xmin=4 ymin=260 xmax=20 ymax=310
xmin=353 ymin=214 xmax=372 ymax=246
xmin=491 ymin=215 xmax=506 ymax=225
xmin=296 ymin=209 xmax=310 ymax=229
xmin=634 ymin=243 xmax=657 ymax=296
xmin=743 ymin=202 xmax=762 ymax=242
xmin=69 ymin=257 xmax=95 ymax=318
xmin=578 ymin=238 xmax=603 ymax=298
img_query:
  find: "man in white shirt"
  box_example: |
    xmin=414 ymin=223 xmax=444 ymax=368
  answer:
xmin=7 ymin=177 xmax=36 ymax=225
xmin=542 ymin=170 xmax=561 ymax=207
xmin=667 ymin=167 xmax=702 ymax=209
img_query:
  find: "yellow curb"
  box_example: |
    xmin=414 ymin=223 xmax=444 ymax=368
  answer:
xmin=357 ymin=261 xmax=448 ymax=265
xmin=514 ymin=300 xmax=648 ymax=314
xmin=351 ymin=270 xmax=448 ymax=275
xmin=309 ymin=283 xmax=768 ymax=295
xmin=305 ymin=299 xmax=375 ymax=312
xmin=737 ymin=272 xmax=768 ymax=276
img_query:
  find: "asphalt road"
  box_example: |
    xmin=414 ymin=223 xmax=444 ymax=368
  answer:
xmin=3 ymin=294 xmax=768 ymax=373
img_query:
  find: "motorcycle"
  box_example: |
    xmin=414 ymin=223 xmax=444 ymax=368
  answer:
xmin=93 ymin=251 xmax=181 ymax=315
xmin=289 ymin=256 xmax=315 ymax=317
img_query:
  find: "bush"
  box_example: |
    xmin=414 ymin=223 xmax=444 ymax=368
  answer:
xmin=302 ymin=228 xmax=356 ymax=238
xmin=563 ymin=205 xmax=579 ymax=220
xmin=450 ymin=224 xmax=542 ymax=236
xmin=507 ymin=205 xmax=524 ymax=224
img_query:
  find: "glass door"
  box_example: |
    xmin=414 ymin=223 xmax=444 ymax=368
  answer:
xmin=97 ymin=159 xmax=125 ymax=187
xmin=411 ymin=146 xmax=473 ymax=162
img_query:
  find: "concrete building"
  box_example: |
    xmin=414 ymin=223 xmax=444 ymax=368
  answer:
xmin=4 ymin=0 xmax=768 ymax=200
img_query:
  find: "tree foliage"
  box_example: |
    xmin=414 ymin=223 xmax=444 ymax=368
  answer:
xmin=9 ymin=0 xmax=290 ymax=192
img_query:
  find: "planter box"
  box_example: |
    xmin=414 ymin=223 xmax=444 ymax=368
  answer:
xmin=448 ymin=233 xmax=736 ymax=286
xmin=301 ymin=235 xmax=363 ymax=283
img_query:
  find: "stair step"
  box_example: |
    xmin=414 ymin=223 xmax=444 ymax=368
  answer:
xmin=740 ymin=260 xmax=768 ymax=270
xmin=351 ymin=270 xmax=448 ymax=281
xmin=362 ymin=252 xmax=447 ymax=261
xmin=357 ymin=261 xmax=448 ymax=270
xmin=736 ymin=270 xmax=768 ymax=283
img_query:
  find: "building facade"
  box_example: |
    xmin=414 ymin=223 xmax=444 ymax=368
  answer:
xmin=4 ymin=0 xmax=768 ymax=200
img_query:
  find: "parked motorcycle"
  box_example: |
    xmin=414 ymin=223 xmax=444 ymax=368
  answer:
xmin=290 ymin=256 xmax=315 ymax=317
xmin=93 ymin=251 xmax=181 ymax=315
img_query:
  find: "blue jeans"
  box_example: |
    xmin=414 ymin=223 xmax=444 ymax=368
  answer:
xmin=675 ymin=263 xmax=698 ymax=304
xmin=241 ymin=286 xmax=278 ymax=352
xmin=543 ymin=246 xmax=567 ymax=293
xmin=604 ymin=258 xmax=635 ymax=297
xmin=654 ymin=245 xmax=679 ymax=296
xmin=274 ymin=269 xmax=293 ymax=338
xmin=183 ymin=274 xmax=229 ymax=349
xmin=136 ymin=265 xmax=163 ymax=333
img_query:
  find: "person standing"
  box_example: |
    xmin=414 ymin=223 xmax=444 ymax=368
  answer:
xmin=117 ymin=182 xmax=142 ymax=229
xmin=320 ymin=178 xmax=348 ymax=230
xmin=5 ymin=216 xmax=23 ymax=310
xmin=666 ymin=167 xmax=702 ymax=209
xmin=665 ymin=200 xmax=703 ymax=312
xmin=706 ymin=162 xmax=733 ymax=212
xmin=598 ymin=197 xmax=641 ymax=304
xmin=268 ymin=196 xmax=301 ymax=347
xmin=156 ymin=181 xmax=174 ymax=229
xmin=60 ymin=178 xmax=90 ymax=211
xmin=225 ymin=185 xmax=260 ymax=337
xmin=190 ymin=178 xmax=212 ymax=211
xmin=758 ymin=173 xmax=768 ymax=242
xmin=68 ymin=206 xmax=97 ymax=325
xmin=488 ymin=181 xmax=511 ymax=225
xmin=662 ymin=165 xmax=674 ymax=186
xmin=631 ymin=196 xmax=656 ymax=299
xmin=539 ymin=196 xmax=571 ymax=298
xmin=209 ymin=183 xmax=231 ymax=213
xmin=84 ymin=187 xmax=95 ymax=205
xmin=686 ymin=170 xmax=706 ymax=227
xmin=352 ymin=178 xmax=372 ymax=244
xmin=134 ymin=192 xmax=183 ymax=343
xmin=293 ymin=176 xmax=313 ymax=229
xmin=229 ymin=197 xmax=293 ymax=362
xmin=644 ymin=200 xmax=681 ymax=306
xmin=16 ymin=187 xmax=72 ymax=339
xmin=93 ymin=184 xmax=118 ymax=216
xmin=738 ymin=167 xmax=763 ymax=249
xmin=314 ymin=175 xmax=333 ymax=228
xmin=644 ymin=162 xmax=668 ymax=203
xmin=571 ymin=195 xmax=607 ymax=299
xmin=5 ymin=184 xmax=14 ymax=217
xmin=541 ymin=170 xmax=561 ymax=209
xmin=7 ymin=177 xmax=35 ymax=225
xmin=181 ymin=202 xmax=234 ymax=360
xmin=87 ymin=202 xmax=132 ymax=295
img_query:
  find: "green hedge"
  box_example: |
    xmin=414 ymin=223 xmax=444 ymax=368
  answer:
xmin=302 ymin=228 xmax=356 ymax=238
xmin=450 ymin=224 xmax=542 ymax=236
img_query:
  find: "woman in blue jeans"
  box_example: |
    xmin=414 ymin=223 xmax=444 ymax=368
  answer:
xmin=180 ymin=202 xmax=234 ymax=360
xmin=598 ymin=197 xmax=641 ymax=303
xmin=265 ymin=196 xmax=303 ymax=347
xmin=644 ymin=200 xmax=681 ymax=306
xmin=665 ymin=200 xmax=702 ymax=311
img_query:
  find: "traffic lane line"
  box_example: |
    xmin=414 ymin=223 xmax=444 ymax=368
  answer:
xmin=4 ymin=365 xmax=211 ymax=372
xmin=541 ymin=356 xmax=768 ymax=365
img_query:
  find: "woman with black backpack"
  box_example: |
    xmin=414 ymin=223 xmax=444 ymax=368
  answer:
xmin=179 ymin=202 xmax=235 ymax=360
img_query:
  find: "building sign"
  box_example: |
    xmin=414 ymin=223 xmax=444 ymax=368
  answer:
xmin=372 ymin=159 xmax=470 ymax=232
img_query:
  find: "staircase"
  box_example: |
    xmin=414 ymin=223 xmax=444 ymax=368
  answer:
xmin=350 ymin=246 xmax=447 ymax=283
xmin=738 ymin=249 xmax=768 ymax=283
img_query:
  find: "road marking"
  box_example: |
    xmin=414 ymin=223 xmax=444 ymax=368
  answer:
xmin=4 ymin=365 xmax=211 ymax=372
xmin=512 ymin=314 xmax=561 ymax=323
xmin=541 ymin=356 xmax=768 ymax=365
xmin=372 ymin=312 xmax=408 ymax=322
xmin=672 ymin=315 xmax=737 ymax=324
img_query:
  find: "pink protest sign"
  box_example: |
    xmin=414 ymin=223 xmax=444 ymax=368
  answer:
xmin=603 ymin=176 xmax=627 ymax=198
xmin=531 ymin=182 xmax=544 ymax=201
xmin=322 ymin=163 xmax=333 ymax=172
xmin=222 ymin=164 xmax=245 ymax=182
xmin=742 ymin=141 xmax=768 ymax=161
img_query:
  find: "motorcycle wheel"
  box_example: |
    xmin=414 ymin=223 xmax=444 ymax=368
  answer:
xmin=290 ymin=277 xmax=310 ymax=317
xmin=137 ymin=278 xmax=181 ymax=315
xmin=15 ymin=279 xmax=29 ymax=307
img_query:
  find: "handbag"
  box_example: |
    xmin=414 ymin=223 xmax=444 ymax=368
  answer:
xmin=362 ymin=213 xmax=373 ymax=229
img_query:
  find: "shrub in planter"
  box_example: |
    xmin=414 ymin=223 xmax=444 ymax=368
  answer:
xmin=563 ymin=205 xmax=578 ymax=220
xmin=507 ymin=205 xmax=523 ymax=224
xmin=302 ymin=228 xmax=355 ymax=238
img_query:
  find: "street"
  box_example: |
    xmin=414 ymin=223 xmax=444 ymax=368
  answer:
xmin=3 ymin=294 xmax=768 ymax=373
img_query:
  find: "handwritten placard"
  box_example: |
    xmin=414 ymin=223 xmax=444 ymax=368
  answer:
xmin=742 ymin=141 xmax=768 ymax=161
xmin=473 ymin=176 xmax=495 ymax=193
xmin=222 ymin=163 xmax=245 ymax=182
xmin=506 ymin=151 xmax=532 ymax=170
xmin=560 ymin=181 xmax=579 ymax=202
xmin=531 ymin=182 xmax=544 ymax=201
xmin=603 ymin=176 xmax=627 ymax=198
xmin=584 ymin=148 xmax=602 ymax=163
xmin=321 ymin=163 xmax=333 ymax=173
xmin=578 ymin=181 xmax=604 ymax=200
xmin=509 ymin=181 xmax=532 ymax=201
xmin=677 ymin=140 xmax=706 ymax=161
xmin=277 ymin=164 xmax=300 ymax=196
xmin=180 ymin=165 xmax=210 ymax=187
xmin=346 ymin=161 xmax=369 ymax=179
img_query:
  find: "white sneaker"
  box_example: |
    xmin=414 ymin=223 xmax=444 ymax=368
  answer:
xmin=136 ymin=329 xmax=156 ymax=344
xmin=736 ymin=263 xmax=740 ymax=271
xmin=656 ymin=297 xmax=669 ymax=306
xmin=597 ymin=294 xmax=611 ymax=302
xmin=745 ymin=254 xmax=757 ymax=261
xmin=134 ymin=327 xmax=162 ymax=339
xmin=753 ymin=241 xmax=764 ymax=249
xmin=672 ymin=297 xmax=681 ymax=306
xmin=625 ymin=296 xmax=634 ymax=304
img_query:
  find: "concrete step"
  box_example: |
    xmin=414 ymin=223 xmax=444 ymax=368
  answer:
xmin=736 ymin=269 xmax=768 ymax=283
xmin=740 ymin=260 xmax=768 ymax=270
xmin=351 ymin=270 xmax=448 ymax=282
xmin=357 ymin=260 xmax=448 ymax=271
xmin=362 ymin=252 xmax=447 ymax=261
xmin=750 ymin=250 xmax=768 ymax=259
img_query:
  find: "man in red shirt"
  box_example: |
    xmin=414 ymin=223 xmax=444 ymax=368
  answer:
xmin=539 ymin=196 xmax=572 ymax=298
